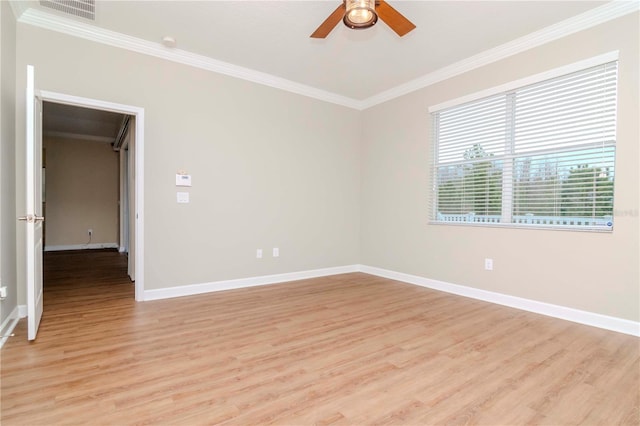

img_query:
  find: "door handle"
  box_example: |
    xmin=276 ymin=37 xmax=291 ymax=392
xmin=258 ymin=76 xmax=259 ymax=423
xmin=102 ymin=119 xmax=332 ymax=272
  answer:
xmin=18 ymin=214 xmax=45 ymax=223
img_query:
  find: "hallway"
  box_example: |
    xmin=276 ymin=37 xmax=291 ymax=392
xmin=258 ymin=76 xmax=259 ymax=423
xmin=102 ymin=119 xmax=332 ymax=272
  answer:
xmin=43 ymin=249 xmax=133 ymax=309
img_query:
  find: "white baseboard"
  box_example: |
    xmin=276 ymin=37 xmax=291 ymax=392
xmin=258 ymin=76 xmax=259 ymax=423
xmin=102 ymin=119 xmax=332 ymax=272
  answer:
xmin=143 ymin=262 xmax=638 ymax=336
xmin=1 ymin=306 xmax=21 ymax=349
xmin=13 ymin=256 xmax=635 ymax=338
xmin=359 ymin=265 xmax=640 ymax=337
xmin=44 ymin=243 xmax=119 ymax=252
xmin=143 ymin=265 xmax=360 ymax=301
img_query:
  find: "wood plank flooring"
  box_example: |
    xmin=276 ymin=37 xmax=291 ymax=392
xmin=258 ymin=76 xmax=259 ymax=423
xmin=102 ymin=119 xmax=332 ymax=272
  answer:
xmin=1 ymin=250 xmax=638 ymax=425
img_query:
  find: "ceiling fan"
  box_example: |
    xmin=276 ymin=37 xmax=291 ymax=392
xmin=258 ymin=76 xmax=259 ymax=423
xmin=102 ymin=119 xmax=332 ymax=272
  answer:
xmin=311 ymin=0 xmax=416 ymax=39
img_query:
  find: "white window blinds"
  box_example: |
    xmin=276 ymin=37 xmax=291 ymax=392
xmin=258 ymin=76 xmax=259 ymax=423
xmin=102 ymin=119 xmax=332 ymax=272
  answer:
xmin=431 ymin=60 xmax=618 ymax=230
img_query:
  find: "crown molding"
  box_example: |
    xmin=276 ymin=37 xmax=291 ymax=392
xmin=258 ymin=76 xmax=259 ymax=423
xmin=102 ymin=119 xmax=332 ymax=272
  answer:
xmin=17 ymin=1 xmax=638 ymax=112
xmin=17 ymin=8 xmax=363 ymax=110
xmin=360 ymin=0 xmax=640 ymax=109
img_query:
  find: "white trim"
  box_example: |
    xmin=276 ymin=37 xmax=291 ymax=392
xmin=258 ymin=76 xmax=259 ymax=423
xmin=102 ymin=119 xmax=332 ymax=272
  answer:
xmin=8 ymin=0 xmax=28 ymax=20
xmin=44 ymin=242 xmax=119 ymax=252
xmin=143 ymin=265 xmax=359 ymax=301
xmin=359 ymin=265 xmax=640 ymax=337
xmin=361 ymin=1 xmax=638 ymax=109
xmin=428 ymin=51 xmax=619 ymax=113
xmin=134 ymin=109 xmax=144 ymax=299
xmin=40 ymin=90 xmax=142 ymax=115
xmin=142 ymin=262 xmax=639 ymax=336
xmin=16 ymin=1 xmax=637 ymax=111
xmin=17 ymin=8 xmax=360 ymax=110
xmin=0 ymin=306 xmax=21 ymax=349
xmin=40 ymin=90 xmax=145 ymax=302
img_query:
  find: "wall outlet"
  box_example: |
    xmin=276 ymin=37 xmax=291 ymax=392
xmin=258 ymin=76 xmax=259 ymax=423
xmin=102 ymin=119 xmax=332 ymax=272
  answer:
xmin=484 ymin=258 xmax=493 ymax=271
xmin=88 ymin=229 xmax=93 ymax=236
xmin=0 ymin=286 xmax=7 ymax=299
xmin=256 ymin=249 xmax=263 ymax=259
xmin=273 ymin=247 xmax=279 ymax=257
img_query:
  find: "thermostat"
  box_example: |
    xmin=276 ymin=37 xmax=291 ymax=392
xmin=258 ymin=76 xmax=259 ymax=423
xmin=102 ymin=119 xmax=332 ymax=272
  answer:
xmin=176 ymin=174 xmax=192 ymax=187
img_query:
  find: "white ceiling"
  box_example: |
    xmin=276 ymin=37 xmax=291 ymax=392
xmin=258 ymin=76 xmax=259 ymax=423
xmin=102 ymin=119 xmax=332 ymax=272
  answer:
xmin=14 ymin=0 xmax=634 ymax=137
xmin=89 ymin=0 xmax=611 ymax=101
xmin=43 ymin=102 xmax=126 ymax=143
xmin=18 ymin=0 xmax=616 ymax=101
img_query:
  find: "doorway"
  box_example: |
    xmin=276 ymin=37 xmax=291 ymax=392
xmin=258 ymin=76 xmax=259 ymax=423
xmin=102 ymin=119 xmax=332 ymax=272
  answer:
xmin=39 ymin=91 xmax=145 ymax=301
xmin=43 ymin=103 xmax=127 ymax=254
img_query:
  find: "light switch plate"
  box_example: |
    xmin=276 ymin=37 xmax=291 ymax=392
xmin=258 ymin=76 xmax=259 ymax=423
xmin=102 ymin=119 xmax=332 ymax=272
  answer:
xmin=177 ymin=192 xmax=189 ymax=203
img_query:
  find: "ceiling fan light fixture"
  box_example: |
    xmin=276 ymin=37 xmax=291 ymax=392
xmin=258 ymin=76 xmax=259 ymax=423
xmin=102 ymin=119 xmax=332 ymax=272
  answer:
xmin=343 ymin=0 xmax=377 ymax=29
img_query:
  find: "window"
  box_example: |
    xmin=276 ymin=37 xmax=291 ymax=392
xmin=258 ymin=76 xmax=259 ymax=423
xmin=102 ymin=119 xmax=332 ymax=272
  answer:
xmin=430 ymin=57 xmax=618 ymax=231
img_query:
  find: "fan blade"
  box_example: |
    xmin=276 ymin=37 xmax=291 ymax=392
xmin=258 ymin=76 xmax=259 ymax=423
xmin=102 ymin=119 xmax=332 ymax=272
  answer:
xmin=310 ymin=4 xmax=345 ymax=38
xmin=376 ymin=0 xmax=416 ymax=37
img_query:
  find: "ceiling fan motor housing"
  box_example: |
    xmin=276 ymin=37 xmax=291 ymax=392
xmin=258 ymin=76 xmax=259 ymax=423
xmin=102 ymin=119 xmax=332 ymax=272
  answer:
xmin=343 ymin=0 xmax=378 ymax=29
xmin=311 ymin=0 xmax=415 ymax=39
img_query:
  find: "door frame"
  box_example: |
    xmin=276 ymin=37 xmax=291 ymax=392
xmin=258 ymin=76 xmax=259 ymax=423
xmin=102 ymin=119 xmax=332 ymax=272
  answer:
xmin=40 ymin=90 xmax=145 ymax=301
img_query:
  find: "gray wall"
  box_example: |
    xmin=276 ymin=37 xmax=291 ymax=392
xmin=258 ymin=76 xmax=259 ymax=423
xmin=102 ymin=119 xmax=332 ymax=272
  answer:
xmin=1 ymin=1 xmax=18 ymax=327
xmin=360 ymin=13 xmax=639 ymax=321
xmin=15 ymin=23 xmax=362 ymax=296
xmin=43 ymin=138 xmax=119 ymax=249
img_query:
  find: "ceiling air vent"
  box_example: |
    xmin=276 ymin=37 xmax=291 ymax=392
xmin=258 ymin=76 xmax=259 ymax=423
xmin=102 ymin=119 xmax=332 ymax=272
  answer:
xmin=39 ymin=0 xmax=96 ymax=21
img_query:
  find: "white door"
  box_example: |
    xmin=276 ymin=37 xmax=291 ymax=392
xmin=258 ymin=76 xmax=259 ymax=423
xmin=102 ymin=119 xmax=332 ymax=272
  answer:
xmin=21 ymin=65 xmax=44 ymax=341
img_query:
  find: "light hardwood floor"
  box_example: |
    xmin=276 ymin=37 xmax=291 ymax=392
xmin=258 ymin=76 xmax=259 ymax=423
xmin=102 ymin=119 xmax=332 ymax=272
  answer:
xmin=1 ymin=250 xmax=638 ymax=425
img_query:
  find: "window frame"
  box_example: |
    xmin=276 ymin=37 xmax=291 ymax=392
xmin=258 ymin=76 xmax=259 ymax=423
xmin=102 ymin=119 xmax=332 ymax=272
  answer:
xmin=429 ymin=51 xmax=619 ymax=232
